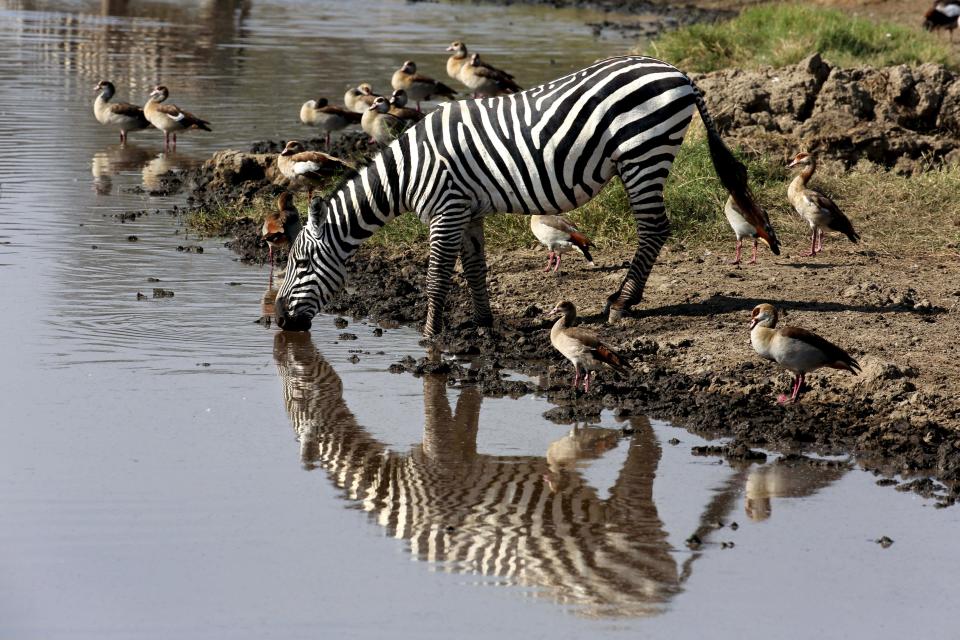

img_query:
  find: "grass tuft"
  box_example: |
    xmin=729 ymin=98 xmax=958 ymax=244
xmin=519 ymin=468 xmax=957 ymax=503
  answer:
xmin=642 ymin=4 xmax=959 ymax=73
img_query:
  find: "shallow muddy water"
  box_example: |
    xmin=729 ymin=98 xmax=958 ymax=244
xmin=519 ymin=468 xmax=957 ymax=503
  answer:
xmin=1 ymin=2 xmax=960 ymax=638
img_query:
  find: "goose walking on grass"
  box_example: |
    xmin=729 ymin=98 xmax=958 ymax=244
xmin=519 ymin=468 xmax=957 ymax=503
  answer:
xmin=530 ymin=215 xmax=594 ymax=273
xmin=143 ymin=85 xmax=211 ymax=151
xmin=299 ymin=98 xmax=362 ymax=149
xmin=787 ymin=152 xmax=860 ymax=257
xmin=93 ymin=80 xmax=152 ymax=144
xmin=262 ymin=192 xmax=303 ymax=286
xmin=749 ymin=303 xmax=861 ymax=404
xmin=391 ymin=60 xmax=457 ymax=111
xmin=549 ymin=301 xmax=628 ymax=393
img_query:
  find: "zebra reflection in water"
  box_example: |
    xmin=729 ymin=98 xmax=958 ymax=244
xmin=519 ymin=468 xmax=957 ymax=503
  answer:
xmin=273 ymin=332 xmax=746 ymax=616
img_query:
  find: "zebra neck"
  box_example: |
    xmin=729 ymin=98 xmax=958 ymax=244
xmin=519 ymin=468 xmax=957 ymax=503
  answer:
xmin=314 ymin=148 xmax=406 ymax=262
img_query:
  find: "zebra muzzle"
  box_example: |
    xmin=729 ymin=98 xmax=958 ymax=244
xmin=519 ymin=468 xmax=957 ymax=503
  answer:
xmin=275 ymin=296 xmax=313 ymax=332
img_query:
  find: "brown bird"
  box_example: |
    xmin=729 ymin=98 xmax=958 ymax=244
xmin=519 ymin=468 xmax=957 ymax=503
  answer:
xmin=143 ymin=85 xmax=211 ymax=151
xmin=460 ymin=52 xmax=522 ymax=98
xmin=530 ymin=215 xmax=594 ymax=273
xmin=361 ymin=97 xmax=407 ymax=146
xmin=93 ymin=80 xmax=152 ymax=144
xmin=276 ymin=140 xmax=354 ymax=199
xmin=548 ymin=301 xmax=628 ymax=392
xmin=344 ymin=83 xmax=380 ymax=114
xmin=391 ymin=61 xmax=457 ymax=111
xmin=299 ymin=98 xmax=362 ymax=149
xmin=388 ymin=90 xmax=426 ymax=126
xmin=923 ymin=1 xmax=960 ymax=37
xmin=724 ymin=195 xmax=769 ymax=266
xmin=787 ymin=152 xmax=859 ymax=257
xmin=262 ymin=192 xmax=303 ymax=285
xmin=749 ymin=303 xmax=861 ymax=404
xmin=445 ymin=41 xmax=471 ymax=85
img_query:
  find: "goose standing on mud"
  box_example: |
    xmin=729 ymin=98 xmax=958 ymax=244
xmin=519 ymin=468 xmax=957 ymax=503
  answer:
xmin=344 ymin=83 xmax=380 ymax=113
xmin=143 ymin=85 xmax=211 ymax=151
xmin=923 ymin=1 xmax=960 ymax=36
xmin=749 ymin=303 xmax=861 ymax=404
xmin=391 ymin=60 xmax=457 ymax=111
xmin=299 ymin=98 xmax=361 ymax=149
xmin=262 ymin=192 xmax=303 ymax=285
xmin=530 ymin=215 xmax=595 ymax=273
xmin=93 ymin=80 xmax=152 ymax=143
xmin=362 ymin=97 xmax=406 ymax=146
xmin=724 ymin=195 xmax=768 ymax=265
xmin=277 ymin=140 xmax=354 ymax=199
xmin=549 ymin=301 xmax=628 ymax=393
xmin=787 ymin=151 xmax=859 ymax=257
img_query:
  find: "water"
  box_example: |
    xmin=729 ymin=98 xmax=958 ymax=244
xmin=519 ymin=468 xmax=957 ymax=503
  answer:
xmin=1 ymin=2 xmax=959 ymax=638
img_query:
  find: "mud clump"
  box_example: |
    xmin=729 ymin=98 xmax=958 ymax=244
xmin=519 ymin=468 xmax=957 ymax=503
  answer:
xmin=692 ymin=53 xmax=960 ymax=172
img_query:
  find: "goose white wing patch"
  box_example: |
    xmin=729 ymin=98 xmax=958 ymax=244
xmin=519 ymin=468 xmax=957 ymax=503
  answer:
xmin=164 ymin=111 xmax=185 ymax=122
xmin=292 ymin=161 xmax=323 ymax=176
xmin=938 ymin=3 xmax=960 ymax=17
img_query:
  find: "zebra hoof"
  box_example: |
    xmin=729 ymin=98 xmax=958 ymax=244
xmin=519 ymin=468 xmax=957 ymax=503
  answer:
xmin=607 ymin=306 xmax=625 ymax=323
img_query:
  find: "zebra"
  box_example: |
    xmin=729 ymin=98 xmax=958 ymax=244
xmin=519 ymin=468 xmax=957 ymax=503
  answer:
xmin=275 ymin=55 xmax=781 ymax=335
xmin=272 ymin=331 xmax=752 ymax=614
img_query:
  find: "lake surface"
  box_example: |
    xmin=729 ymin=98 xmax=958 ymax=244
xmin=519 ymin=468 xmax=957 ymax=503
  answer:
xmin=1 ymin=1 xmax=959 ymax=638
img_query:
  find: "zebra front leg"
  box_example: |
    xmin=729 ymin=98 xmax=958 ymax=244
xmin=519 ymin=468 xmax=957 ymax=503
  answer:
xmin=423 ymin=212 xmax=470 ymax=338
xmin=605 ymin=188 xmax=670 ymax=322
xmin=459 ymin=217 xmax=493 ymax=328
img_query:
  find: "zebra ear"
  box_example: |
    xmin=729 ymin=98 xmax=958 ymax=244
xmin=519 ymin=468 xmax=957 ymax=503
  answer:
xmin=307 ymin=195 xmax=325 ymax=230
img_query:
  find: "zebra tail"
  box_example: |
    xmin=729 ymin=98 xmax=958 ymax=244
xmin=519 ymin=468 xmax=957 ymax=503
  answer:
xmin=691 ymin=84 xmax=781 ymax=256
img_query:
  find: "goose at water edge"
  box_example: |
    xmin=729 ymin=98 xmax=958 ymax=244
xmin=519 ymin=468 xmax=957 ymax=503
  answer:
xmin=261 ymin=192 xmax=303 ymax=286
xmin=300 ymin=97 xmax=362 ymax=149
xmin=391 ymin=60 xmax=457 ymax=111
xmin=749 ymin=303 xmax=861 ymax=404
xmin=548 ymin=301 xmax=629 ymax=393
xmin=93 ymin=80 xmax=152 ymax=144
xmin=143 ymin=85 xmax=211 ymax=151
xmin=276 ymin=140 xmax=354 ymax=199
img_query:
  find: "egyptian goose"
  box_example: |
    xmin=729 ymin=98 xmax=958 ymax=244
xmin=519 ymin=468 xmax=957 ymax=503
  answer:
xmin=262 ymin=192 xmax=303 ymax=285
xmin=530 ymin=215 xmax=594 ymax=273
xmin=549 ymin=301 xmax=628 ymax=392
xmin=787 ymin=152 xmax=860 ymax=257
xmin=460 ymin=52 xmax=522 ymax=98
xmin=445 ymin=41 xmax=470 ymax=85
xmin=388 ymin=90 xmax=426 ymax=126
xmin=724 ymin=195 xmax=767 ymax=265
xmin=361 ymin=97 xmax=406 ymax=146
xmin=277 ymin=140 xmax=354 ymax=198
xmin=391 ymin=61 xmax=457 ymax=111
xmin=344 ymin=83 xmax=380 ymax=114
xmin=93 ymin=80 xmax=152 ymax=144
xmin=143 ymin=85 xmax=211 ymax=151
xmin=299 ymin=98 xmax=362 ymax=148
xmin=923 ymin=1 xmax=960 ymax=37
xmin=749 ymin=303 xmax=861 ymax=404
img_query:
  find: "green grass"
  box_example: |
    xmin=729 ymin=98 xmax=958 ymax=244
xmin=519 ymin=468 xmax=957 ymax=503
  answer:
xmin=642 ymin=4 xmax=959 ymax=73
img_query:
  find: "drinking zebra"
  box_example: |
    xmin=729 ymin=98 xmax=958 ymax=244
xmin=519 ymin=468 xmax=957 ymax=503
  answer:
xmin=272 ymin=332 xmax=748 ymax=613
xmin=275 ymin=56 xmax=780 ymax=335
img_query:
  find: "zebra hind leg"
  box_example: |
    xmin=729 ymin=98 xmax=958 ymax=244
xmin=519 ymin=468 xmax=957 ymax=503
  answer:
xmin=423 ymin=211 xmax=471 ymax=338
xmin=604 ymin=168 xmax=671 ymax=322
xmin=459 ymin=217 xmax=494 ymax=329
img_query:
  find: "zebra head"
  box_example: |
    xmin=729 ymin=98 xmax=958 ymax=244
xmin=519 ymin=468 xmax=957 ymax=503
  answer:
xmin=274 ymin=198 xmax=346 ymax=332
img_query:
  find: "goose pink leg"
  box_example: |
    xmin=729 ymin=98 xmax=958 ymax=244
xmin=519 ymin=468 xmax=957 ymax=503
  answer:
xmin=729 ymin=239 xmax=743 ymax=265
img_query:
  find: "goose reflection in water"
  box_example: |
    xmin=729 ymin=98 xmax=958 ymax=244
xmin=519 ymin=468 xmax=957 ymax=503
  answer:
xmin=90 ymin=144 xmax=152 ymax=194
xmin=745 ymin=459 xmax=850 ymax=521
xmin=272 ymin=332 xmax=769 ymax=617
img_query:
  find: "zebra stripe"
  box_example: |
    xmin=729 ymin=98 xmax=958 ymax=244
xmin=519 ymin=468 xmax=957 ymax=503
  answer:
xmin=273 ymin=333 xmax=747 ymax=615
xmin=275 ymin=55 xmax=779 ymax=335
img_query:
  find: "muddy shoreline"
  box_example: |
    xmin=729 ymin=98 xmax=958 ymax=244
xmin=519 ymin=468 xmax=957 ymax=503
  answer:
xmin=161 ymin=57 xmax=960 ymax=506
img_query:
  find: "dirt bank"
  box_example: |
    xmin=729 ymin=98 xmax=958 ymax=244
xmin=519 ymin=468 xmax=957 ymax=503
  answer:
xmin=294 ymin=242 xmax=958 ymax=507
xmin=692 ymin=53 xmax=960 ymax=173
